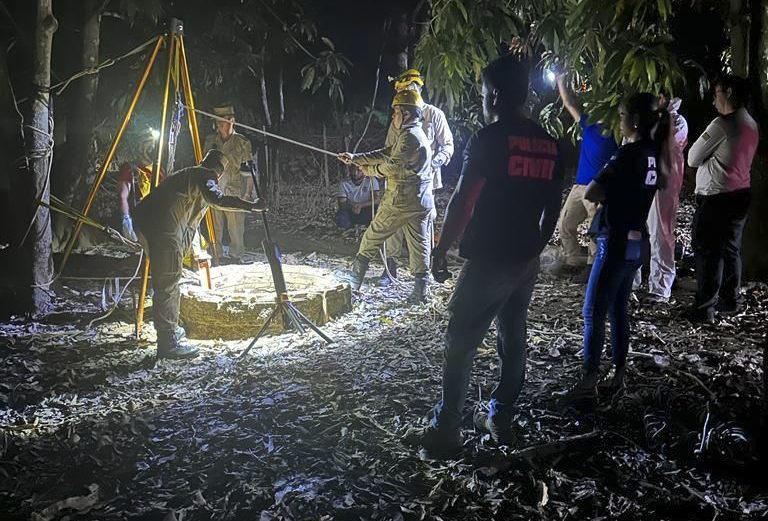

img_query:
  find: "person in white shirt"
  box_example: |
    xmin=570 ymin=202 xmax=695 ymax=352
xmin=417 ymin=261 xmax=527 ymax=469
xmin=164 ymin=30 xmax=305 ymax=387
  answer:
xmin=336 ymin=167 xmax=380 ymax=229
xmin=687 ymin=75 xmax=759 ymax=322
xmin=634 ymin=91 xmax=688 ymax=302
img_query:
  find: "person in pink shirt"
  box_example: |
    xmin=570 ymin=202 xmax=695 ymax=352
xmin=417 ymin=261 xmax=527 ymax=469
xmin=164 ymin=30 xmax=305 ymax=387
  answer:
xmin=634 ymin=91 xmax=688 ymax=302
xmin=687 ymin=75 xmax=759 ymax=322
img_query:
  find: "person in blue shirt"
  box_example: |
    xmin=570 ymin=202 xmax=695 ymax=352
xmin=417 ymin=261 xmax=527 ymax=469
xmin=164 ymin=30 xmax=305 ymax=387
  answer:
xmin=554 ymin=74 xmax=618 ymax=281
xmin=559 ymin=93 xmax=671 ymax=405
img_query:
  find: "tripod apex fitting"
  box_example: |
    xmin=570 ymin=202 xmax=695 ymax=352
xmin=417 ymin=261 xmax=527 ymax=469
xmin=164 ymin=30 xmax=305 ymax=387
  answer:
xmin=169 ymin=18 xmax=184 ymax=35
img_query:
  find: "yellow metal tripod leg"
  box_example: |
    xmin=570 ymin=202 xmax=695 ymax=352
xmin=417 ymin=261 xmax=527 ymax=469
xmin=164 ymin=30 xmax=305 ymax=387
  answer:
xmin=58 ymin=36 xmax=163 ymax=276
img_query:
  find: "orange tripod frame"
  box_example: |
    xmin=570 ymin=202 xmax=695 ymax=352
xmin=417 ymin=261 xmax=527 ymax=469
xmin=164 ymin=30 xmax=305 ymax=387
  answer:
xmin=57 ymin=18 xmax=218 ymax=338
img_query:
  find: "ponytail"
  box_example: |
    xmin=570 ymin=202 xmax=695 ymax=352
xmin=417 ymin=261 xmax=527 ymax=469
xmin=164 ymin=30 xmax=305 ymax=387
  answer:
xmin=624 ymin=92 xmax=670 ymax=190
xmin=653 ymin=108 xmax=670 ymax=190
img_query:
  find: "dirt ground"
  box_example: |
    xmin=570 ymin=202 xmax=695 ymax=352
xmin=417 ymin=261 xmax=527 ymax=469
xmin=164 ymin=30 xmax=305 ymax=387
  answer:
xmin=1 ymin=193 xmax=766 ymax=521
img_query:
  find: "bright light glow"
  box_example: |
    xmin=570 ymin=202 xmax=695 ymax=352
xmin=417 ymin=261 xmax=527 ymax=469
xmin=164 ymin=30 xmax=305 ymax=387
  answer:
xmin=149 ymin=128 xmax=161 ymax=140
xmin=546 ymin=70 xmax=557 ymax=83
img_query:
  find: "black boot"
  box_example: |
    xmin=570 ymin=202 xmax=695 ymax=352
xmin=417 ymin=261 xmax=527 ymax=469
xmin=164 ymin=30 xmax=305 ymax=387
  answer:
xmin=379 ymin=258 xmax=398 ymax=286
xmin=408 ymin=274 xmax=429 ymax=304
xmin=556 ymin=368 xmax=598 ymax=409
xmin=597 ymin=365 xmax=626 ymax=394
xmin=341 ymin=255 xmax=369 ymax=290
xmin=157 ymin=330 xmax=199 ymax=360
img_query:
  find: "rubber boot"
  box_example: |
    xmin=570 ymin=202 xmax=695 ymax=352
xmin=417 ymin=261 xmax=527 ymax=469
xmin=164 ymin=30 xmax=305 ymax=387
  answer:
xmin=157 ymin=330 xmax=199 ymax=360
xmin=408 ymin=274 xmax=429 ymax=304
xmin=379 ymin=258 xmax=398 ymax=286
xmin=342 ymin=255 xmax=369 ymax=290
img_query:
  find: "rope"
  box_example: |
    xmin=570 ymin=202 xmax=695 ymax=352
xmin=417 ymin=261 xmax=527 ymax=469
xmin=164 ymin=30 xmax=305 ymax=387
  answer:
xmin=19 ymin=115 xmax=54 ymax=249
xmin=16 ymin=36 xmax=162 ymax=104
xmin=185 ymin=106 xmax=339 ymax=157
xmin=86 ymin=249 xmax=145 ymax=330
xmin=38 ymin=195 xmax=141 ymax=250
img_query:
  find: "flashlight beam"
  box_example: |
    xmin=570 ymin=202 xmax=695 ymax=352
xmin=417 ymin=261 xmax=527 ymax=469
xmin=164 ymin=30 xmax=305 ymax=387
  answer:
xmin=185 ymin=106 xmax=339 ymax=158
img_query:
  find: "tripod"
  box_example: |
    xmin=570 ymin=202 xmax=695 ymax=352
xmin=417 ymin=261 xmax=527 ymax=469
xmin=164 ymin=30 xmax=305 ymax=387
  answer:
xmin=238 ymin=161 xmax=333 ymax=360
xmin=56 ymin=19 xmax=218 ymax=338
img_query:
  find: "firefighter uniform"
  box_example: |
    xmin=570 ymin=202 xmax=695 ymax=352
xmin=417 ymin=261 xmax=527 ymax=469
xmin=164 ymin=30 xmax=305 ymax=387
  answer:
xmin=204 ymin=127 xmax=253 ymax=259
xmin=133 ymin=152 xmax=258 ymax=358
xmin=353 ymin=118 xmax=433 ymax=275
xmin=383 ymin=103 xmax=454 ymax=260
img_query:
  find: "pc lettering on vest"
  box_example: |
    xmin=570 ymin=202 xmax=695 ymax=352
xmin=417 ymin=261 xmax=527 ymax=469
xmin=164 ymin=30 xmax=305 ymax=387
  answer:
xmin=644 ymin=156 xmax=658 ymax=186
xmin=507 ymin=136 xmax=557 ymax=180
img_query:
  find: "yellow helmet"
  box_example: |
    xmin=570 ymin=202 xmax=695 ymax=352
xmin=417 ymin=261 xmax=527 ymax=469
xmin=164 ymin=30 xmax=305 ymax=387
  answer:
xmin=391 ymin=89 xmax=425 ymax=109
xmin=393 ymin=68 xmax=424 ymax=90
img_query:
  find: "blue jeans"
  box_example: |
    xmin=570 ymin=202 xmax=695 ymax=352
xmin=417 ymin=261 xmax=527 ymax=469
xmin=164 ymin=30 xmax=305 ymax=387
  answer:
xmin=336 ymin=207 xmax=375 ymax=229
xmin=582 ymin=235 xmax=646 ymax=372
xmin=431 ymin=256 xmax=540 ymax=431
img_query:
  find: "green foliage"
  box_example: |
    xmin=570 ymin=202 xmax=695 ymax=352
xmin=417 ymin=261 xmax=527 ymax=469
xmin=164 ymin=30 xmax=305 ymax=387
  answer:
xmin=115 ymin=0 xmax=165 ymax=26
xmin=300 ymin=40 xmax=352 ymax=105
xmin=415 ymin=0 xmax=524 ymax=115
xmin=416 ymin=0 xmax=688 ymax=138
xmin=196 ymin=0 xmax=350 ymax=111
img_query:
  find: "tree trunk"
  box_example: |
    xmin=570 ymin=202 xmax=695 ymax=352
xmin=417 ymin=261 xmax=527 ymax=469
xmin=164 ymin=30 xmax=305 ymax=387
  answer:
xmin=322 ymin=123 xmax=329 ymax=189
xmin=259 ymin=45 xmax=272 ymax=127
xmin=742 ymin=0 xmax=768 ymax=281
xmin=729 ymin=0 xmax=750 ymax=76
xmin=21 ymin=0 xmax=57 ymax=315
xmin=64 ymin=0 xmax=101 ymax=207
xmin=278 ymin=66 xmax=285 ymax=124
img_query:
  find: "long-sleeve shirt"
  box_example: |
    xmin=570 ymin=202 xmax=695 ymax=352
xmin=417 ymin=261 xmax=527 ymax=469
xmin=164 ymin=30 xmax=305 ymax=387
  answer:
xmin=384 ymin=103 xmax=454 ymax=189
xmin=438 ymin=116 xmax=564 ymax=262
xmin=133 ymin=165 xmax=253 ymax=249
xmin=688 ymin=107 xmax=758 ymax=196
xmin=664 ymin=97 xmax=688 ymax=194
xmin=203 ymin=132 xmax=253 ymax=196
xmin=353 ymin=120 xmax=432 ymax=189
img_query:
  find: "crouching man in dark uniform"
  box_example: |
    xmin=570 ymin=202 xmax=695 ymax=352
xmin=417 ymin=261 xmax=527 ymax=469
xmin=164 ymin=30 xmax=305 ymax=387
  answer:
xmin=133 ymin=149 xmax=265 ymax=359
xmin=416 ymin=54 xmax=564 ymax=458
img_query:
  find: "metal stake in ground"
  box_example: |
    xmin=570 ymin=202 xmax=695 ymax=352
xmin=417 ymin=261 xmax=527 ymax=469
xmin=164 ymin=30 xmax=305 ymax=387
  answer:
xmin=238 ymin=160 xmax=333 ymax=360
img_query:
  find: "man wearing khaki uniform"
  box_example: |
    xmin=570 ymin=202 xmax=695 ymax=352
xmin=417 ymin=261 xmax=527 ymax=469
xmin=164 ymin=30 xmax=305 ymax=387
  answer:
xmin=204 ymin=105 xmax=254 ymax=262
xmin=381 ymin=69 xmax=454 ymax=284
xmin=338 ymin=89 xmax=433 ymax=304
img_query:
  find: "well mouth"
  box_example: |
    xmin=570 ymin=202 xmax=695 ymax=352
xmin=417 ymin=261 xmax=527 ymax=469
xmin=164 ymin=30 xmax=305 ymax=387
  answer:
xmin=179 ymin=263 xmax=352 ymax=340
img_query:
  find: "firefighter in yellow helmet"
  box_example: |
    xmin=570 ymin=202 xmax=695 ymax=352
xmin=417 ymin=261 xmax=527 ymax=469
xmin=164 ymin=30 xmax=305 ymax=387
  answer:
xmin=337 ymin=89 xmax=434 ymax=303
xmin=380 ymin=68 xmax=454 ymax=285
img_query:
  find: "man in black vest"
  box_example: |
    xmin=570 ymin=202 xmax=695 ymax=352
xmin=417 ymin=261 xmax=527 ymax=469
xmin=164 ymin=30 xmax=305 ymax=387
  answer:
xmin=416 ymin=54 xmax=565 ymax=458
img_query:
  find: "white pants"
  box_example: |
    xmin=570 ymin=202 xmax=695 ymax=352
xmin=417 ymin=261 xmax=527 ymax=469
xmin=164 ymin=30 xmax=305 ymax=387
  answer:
xmin=634 ymin=187 xmax=679 ymax=298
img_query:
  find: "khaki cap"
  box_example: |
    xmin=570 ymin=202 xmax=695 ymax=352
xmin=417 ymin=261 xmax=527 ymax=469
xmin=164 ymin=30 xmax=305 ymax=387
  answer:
xmin=212 ymin=105 xmax=236 ymax=117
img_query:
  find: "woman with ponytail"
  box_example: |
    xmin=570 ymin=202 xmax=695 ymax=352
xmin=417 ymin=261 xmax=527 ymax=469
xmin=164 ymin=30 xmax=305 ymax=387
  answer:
xmin=560 ymin=93 xmax=671 ymax=405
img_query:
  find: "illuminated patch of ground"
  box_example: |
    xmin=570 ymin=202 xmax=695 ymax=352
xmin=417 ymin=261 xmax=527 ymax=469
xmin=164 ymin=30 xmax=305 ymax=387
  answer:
xmin=180 ymin=262 xmax=352 ymax=340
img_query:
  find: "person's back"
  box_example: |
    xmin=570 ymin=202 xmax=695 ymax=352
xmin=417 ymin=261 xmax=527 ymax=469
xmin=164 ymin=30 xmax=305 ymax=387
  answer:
xmin=133 ymin=166 xmax=214 ymax=240
xmin=597 ymin=139 xmax=659 ymax=245
xmin=460 ymin=116 xmax=563 ymax=262
xmin=690 ymin=107 xmax=758 ymax=195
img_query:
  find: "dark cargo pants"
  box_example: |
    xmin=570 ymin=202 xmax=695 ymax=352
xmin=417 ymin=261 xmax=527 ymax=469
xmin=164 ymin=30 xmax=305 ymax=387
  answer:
xmin=693 ymin=189 xmax=750 ymax=311
xmin=138 ymin=231 xmax=185 ymax=337
xmin=431 ymin=256 xmax=540 ymax=431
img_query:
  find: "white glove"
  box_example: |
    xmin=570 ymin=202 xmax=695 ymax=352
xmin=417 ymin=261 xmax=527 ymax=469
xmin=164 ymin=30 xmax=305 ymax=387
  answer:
xmin=191 ymin=229 xmax=203 ymax=257
xmin=121 ymin=215 xmax=138 ymax=242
